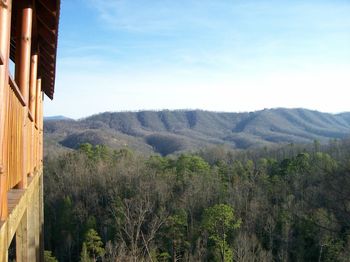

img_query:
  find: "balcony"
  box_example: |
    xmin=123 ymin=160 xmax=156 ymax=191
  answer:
xmin=4 ymin=76 xmax=43 ymax=191
xmin=0 ymin=74 xmax=44 ymax=261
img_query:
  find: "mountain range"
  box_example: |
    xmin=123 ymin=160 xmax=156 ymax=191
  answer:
xmin=44 ymin=108 xmax=350 ymax=156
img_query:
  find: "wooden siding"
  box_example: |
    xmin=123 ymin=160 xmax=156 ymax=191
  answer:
xmin=6 ymin=81 xmax=24 ymax=189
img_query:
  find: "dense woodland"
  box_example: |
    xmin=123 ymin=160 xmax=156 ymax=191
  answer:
xmin=44 ymin=139 xmax=350 ymax=261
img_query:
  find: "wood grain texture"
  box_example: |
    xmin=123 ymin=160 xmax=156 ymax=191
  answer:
xmin=0 ymin=170 xmax=43 ymax=262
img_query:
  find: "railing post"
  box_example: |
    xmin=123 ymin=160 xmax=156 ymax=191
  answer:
xmin=35 ymin=79 xmax=42 ymax=167
xmin=15 ymin=0 xmax=33 ymax=189
xmin=29 ymin=53 xmax=38 ymax=117
xmin=0 ymin=0 xmax=13 ymax=221
xmin=29 ymin=53 xmax=38 ymax=174
xmin=39 ymin=91 xmax=43 ymax=166
xmin=35 ymin=79 xmax=41 ymax=125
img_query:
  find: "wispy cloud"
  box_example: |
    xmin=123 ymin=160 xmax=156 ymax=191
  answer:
xmin=47 ymin=0 xmax=350 ymax=118
xmin=87 ymin=0 xmax=230 ymax=33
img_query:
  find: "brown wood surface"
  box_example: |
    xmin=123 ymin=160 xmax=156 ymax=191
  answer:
xmin=1 ymin=0 xmax=59 ymax=259
xmin=9 ymin=75 xmax=26 ymax=106
xmin=35 ymin=79 xmax=41 ymax=125
xmin=7 ymin=83 xmax=25 ymax=190
xmin=29 ymin=53 xmax=38 ymax=115
xmin=37 ymin=6 xmax=56 ymax=31
xmin=0 ymin=0 xmax=13 ymax=221
xmin=38 ymin=0 xmax=58 ymax=14
xmin=28 ymin=110 xmax=34 ymax=122
xmin=0 ymin=171 xmax=43 ymax=262
xmin=0 ymin=53 xmax=4 ymax=65
xmin=9 ymin=0 xmax=60 ymax=99
xmin=15 ymin=0 xmax=33 ymax=103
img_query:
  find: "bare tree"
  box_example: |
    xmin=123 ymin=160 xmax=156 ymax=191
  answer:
xmin=233 ymin=232 xmax=272 ymax=262
xmin=110 ymin=192 xmax=167 ymax=261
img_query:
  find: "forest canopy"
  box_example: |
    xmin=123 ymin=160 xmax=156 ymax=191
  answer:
xmin=43 ymin=140 xmax=350 ymax=261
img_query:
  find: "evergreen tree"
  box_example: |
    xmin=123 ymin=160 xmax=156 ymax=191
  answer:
xmin=81 ymin=229 xmax=105 ymax=262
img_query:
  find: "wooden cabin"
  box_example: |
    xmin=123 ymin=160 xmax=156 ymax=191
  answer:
xmin=0 ymin=0 xmax=60 ymax=260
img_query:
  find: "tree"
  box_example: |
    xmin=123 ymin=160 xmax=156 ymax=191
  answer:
xmin=233 ymin=233 xmax=272 ymax=262
xmin=80 ymin=243 xmax=93 ymax=262
xmin=81 ymin=229 xmax=105 ymax=261
xmin=166 ymin=209 xmax=189 ymax=261
xmin=44 ymin=251 xmax=58 ymax=262
xmin=176 ymin=154 xmax=210 ymax=174
xmin=202 ymin=204 xmax=241 ymax=262
xmin=112 ymin=195 xmax=167 ymax=260
xmin=79 ymin=143 xmax=94 ymax=159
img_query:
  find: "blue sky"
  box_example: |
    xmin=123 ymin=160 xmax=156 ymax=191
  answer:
xmin=45 ymin=0 xmax=350 ymax=119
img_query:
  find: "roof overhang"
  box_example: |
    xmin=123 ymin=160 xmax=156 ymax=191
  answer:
xmin=10 ymin=0 xmax=60 ymax=100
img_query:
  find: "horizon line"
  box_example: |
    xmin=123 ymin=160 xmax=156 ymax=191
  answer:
xmin=44 ymin=107 xmax=349 ymax=121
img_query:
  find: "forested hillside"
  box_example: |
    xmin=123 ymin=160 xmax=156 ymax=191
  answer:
xmin=44 ymin=139 xmax=350 ymax=261
xmin=44 ymin=108 xmax=350 ymax=156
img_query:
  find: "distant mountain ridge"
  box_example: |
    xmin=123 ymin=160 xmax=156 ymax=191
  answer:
xmin=44 ymin=108 xmax=350 ymax=156
xmin=44 ymin=115 xmax=73 ymax=121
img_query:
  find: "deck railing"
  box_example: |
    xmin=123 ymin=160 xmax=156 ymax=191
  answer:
xmin=5 ymin=76 xmax=43 ymax=191
xmin=7 ymin=79 xmax=25 ymax=189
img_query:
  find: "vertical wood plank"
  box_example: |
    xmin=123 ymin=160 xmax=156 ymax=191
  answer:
xmin=16 ymin=210 xmax=28 ymax=262
xmin=0 ymin=0 xmax=13 ymax=221
xmin=27 ymin=190 xmax=36 ymax=261
xmin=29 ymin=54 xmax=38 ymax=115
xmin=29 ymin=54 xmax=38 ymax=176
xmin=34 ymin=177 xmax=40 ymax=261
xmin=39 ymin=173 xmax=44 ymax=262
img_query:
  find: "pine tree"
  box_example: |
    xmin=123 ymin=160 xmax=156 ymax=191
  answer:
xmin=81 ymin=229 xmax=105 ymax=261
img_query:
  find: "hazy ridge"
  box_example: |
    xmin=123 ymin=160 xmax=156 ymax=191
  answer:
xmin=44 ymin=108 xmax=350 ymax=156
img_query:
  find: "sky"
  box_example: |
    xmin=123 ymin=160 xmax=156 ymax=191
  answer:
xmin=44 ymin=0 xmax=350 ymax=119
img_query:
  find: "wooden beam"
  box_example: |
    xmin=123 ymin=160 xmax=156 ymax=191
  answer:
xmin=39 ymin=44 xmax=54 ymax=61
xmin=15 ymin=0 xmax=33 ymax=103
xmin=40 ymin=51 xmax=54 ymax=65
xmin=9 ymin=76 xmax=26 ymax=107
xmin=28 ymin=110 xmax=34 ymax=123
xmin=29 ymin=53 xmax=38 ymax=115
xmin=39 ymin=66 xmax=54 ymax=79
xmin=15 ymin=0 xmax=33 ymax=190
xmin=31 ymin=3 xmax=38 ymax=52
xmin=38 ymin=35 xmax=55 ymax=54
xmin=40 ymin=63 xmax=54 ymax=74
xmin=0 ymin=170 xmax=43 ymax=262
xmin=41 ymin=79 xmax=54 ymax=97
xmin=37 ymin=20 xmax=55 ymax=43
xmin=35 ymin=0 xmax=60 ymax=100
xmin=0 ymin=0 xmax=13 ymax=221
xmin=39 ymin=53 xmax=54 ymax=69
xmin=36 ymin=2 xmax=57 ymax=30
xmin=37 ymin=0 xmax=57 ymax=14
xmin=35 ymin=79 xmax=41 ymax=124
xmin=39 ymin=67 xmax=54 ymax=83
xmin=9 ymin=39 xmax=15 ymax=61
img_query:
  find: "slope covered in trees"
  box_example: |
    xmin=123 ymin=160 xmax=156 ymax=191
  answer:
xmin=44 ymin=108 xmax=350 ymax=156
xmin=44 ymin=139 xmax=350 ymax=261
